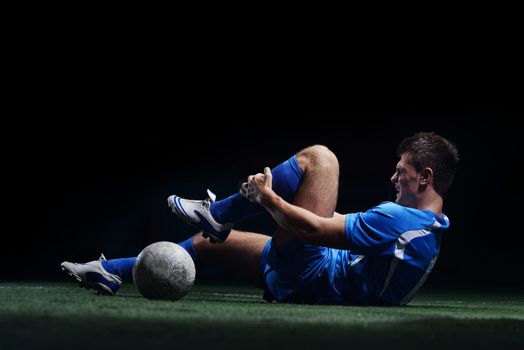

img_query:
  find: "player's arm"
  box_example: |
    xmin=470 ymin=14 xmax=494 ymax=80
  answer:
xmin=241 ymin=167 xmax=347 ymax=248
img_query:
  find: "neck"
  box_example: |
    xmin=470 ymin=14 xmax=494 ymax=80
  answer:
xmin=416 ymin=191 xmax=444 ymax=216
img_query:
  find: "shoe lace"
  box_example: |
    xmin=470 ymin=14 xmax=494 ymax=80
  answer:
xmin=202 ymin=198 xmax=212 ymax=210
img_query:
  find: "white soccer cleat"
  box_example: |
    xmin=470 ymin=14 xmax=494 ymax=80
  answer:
xmin=60 ymin=254 xmax=122 ymax=295
xmin=167 ymin=189 xmax=233 ymax=243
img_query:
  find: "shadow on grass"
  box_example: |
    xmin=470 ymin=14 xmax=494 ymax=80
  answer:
xmin=2 ymin=313 xmax=523 ymax=350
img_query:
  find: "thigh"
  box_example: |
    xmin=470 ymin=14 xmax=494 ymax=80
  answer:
xmin=192 ymin=229 xmax=270 ymax=288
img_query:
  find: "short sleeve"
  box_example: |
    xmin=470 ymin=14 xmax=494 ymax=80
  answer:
xmin=345 ymin=205 xmax=401 ymax=255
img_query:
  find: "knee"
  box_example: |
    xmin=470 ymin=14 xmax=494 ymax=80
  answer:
xmin=296 ymin=145 xmax=339 ymax=172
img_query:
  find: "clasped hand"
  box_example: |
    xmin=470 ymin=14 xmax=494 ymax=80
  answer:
xmin=240 ymin=167 xmax=273 ymax=204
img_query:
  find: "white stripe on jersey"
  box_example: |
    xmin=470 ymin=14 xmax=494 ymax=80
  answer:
xmin=380 ymin=218 xmax=441 ymax=302
xmin=394 ymin=229 xmax=432 ymax=260
xmin=379 ymin=258 xmax=400 ymax=297
xmin=350 ymin=255 xmax=365 ymax=266
xmin=400 ymin=254 xmax=438 ymax=305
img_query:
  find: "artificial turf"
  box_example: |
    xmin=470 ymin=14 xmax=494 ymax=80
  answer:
xmin=1 ymin=282 xmax=522 ymax=350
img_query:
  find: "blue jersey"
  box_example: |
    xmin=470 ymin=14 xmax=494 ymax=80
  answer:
xmin=319 ymin=201 xmax=449 ymax=306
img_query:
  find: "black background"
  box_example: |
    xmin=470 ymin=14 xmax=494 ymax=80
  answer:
xmin=4 ymin=106 xmax=522 ymax=287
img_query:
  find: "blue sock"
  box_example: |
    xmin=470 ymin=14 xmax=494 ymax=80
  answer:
xmin=101 ymin=257 xmax=136 ymax=280
xmin=101 ymin=238 xmax=197 ymax=280
xmin=178 ymin=236 xmax=197 ymax=263
xmin=210 ymin=155 xmax=303 ymax=223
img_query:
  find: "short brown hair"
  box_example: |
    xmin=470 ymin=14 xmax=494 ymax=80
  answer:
xmin=397 ymin=132 xmax=459 ymax=197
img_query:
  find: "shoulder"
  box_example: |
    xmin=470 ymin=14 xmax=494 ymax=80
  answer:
xmin=363 ymin=202 xmax=439 ymax=231
xmin=367 ymin=202 xmax=414 ymax=218
xmin=369 ymin=202 xmax=432 ymax=218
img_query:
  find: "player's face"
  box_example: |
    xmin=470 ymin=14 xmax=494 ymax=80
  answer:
xmin=390 ymin=153 xmax=421 ymax=208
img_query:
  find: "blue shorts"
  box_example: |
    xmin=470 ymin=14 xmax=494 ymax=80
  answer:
xmin=260 ymin=238 xmax=332 ymax=304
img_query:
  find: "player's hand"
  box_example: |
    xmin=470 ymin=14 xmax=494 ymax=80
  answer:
xmin=240 ymin=167 xmax=273 ymax=204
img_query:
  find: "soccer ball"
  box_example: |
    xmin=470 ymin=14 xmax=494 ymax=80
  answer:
xmin=133 ymin=241 xmax=196 ymax=301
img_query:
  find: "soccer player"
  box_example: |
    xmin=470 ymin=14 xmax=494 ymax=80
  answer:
xmin=61 ymin=132 xmax=459 ymax=306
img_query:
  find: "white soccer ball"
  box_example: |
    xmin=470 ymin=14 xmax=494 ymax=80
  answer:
xmin=133 ymin=241 xmax=196 ymax=301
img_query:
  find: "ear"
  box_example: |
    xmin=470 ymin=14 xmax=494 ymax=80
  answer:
xmin=419 ymin=167 xmax=433 ymax=185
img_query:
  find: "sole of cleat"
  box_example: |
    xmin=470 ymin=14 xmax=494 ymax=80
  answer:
xmin=61 ymin=265 xmax=114 ymax=296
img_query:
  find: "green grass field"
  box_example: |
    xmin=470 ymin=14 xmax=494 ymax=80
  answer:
xmin=1 ymin=282 xmax=523 ymax=350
